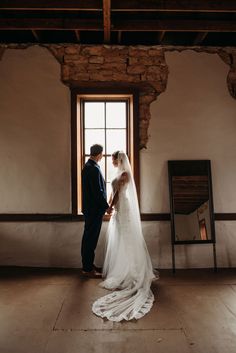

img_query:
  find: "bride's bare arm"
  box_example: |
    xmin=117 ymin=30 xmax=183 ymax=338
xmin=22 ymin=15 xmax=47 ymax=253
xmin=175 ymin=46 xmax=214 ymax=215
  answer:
xmin=118 ymin=172 xmax=129 ymax=188
xmin=107 ymin=172 xmax=129 ymax=212
xmin=108 ymin=193 xmax=113 ymax=205
xmin=106 ymin=192 xmax=113 ymax=214
xmin=110 ymin=190 xmax=119 ymax=208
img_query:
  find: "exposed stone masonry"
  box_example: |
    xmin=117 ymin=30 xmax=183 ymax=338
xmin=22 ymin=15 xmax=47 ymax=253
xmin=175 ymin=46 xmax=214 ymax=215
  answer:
xmin=47 ymin=44 xmax=169 ymax=149
xmin=218 ymin=49 xmax=236 ymax=99
xmin=0 ymin=44 xmax=235 ymax=148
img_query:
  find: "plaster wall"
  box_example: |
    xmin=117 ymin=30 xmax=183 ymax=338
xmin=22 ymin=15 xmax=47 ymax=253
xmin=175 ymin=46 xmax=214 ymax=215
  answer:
xmin=141 ymin=50 xmax=236 ymax=214
xmin=0 ymin=221 xmax=234 ymax=268
xmin=0 ymin=46 xmax=71 ymax=213
xmin=139 ymin=50 xmax=236 ymax=267
xmin=0 ymin=47 xmax=235 ymax=268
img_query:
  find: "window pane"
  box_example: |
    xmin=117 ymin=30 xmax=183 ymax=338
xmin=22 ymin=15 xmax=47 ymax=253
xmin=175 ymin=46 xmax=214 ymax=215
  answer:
xmin=106 ymin=129 xmax=126 ymax=154
xmin=100 ymin=157 xmax=105 ymax=178
xmin=106 ymin=102 xmax=126 ymax=128
xmin=106 ymin=156 xmax=117 ymax=182
xmin=106 ymin=182 xmax=112 ymax=200
xmin=85 ymin=129 xmax=105 ymax=154
xmin=84 ymin=102 xmax=105 ymax=128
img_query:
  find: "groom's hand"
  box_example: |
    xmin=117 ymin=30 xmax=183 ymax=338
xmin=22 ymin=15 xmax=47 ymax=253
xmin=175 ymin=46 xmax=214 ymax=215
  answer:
xmin=106 ymin=206 xmax=113 ymax=215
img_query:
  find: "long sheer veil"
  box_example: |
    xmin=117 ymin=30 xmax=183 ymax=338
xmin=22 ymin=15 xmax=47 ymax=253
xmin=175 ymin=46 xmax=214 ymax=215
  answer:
xmin=117 ymin=151 xmax=142 ymax=231
xmin=92 ymin=151 xmax=157 ymax=321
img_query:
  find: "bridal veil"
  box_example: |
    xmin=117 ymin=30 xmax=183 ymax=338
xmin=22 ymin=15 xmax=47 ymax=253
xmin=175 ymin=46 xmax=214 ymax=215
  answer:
xmin=92 ymin=152 xmax=157 ymax=321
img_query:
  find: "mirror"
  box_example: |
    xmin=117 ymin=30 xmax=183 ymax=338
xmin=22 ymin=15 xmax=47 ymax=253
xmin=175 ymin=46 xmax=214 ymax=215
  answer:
xmin=168 ymin=160 xmax=216 ymax=244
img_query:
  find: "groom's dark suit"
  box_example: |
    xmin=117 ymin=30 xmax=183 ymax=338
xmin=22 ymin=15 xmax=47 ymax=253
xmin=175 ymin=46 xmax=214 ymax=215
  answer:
xmin=81 ymin=158 xmax=109 ymax=272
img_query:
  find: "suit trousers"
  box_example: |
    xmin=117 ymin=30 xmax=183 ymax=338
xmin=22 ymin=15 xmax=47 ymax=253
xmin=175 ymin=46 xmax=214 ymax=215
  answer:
xmin=81 ymin=212 xmax=104 ymax=272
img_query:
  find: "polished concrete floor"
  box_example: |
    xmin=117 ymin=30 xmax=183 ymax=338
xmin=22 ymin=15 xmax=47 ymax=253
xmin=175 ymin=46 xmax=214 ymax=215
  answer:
xmin=0 ymin=267 xmax=236 ymax=353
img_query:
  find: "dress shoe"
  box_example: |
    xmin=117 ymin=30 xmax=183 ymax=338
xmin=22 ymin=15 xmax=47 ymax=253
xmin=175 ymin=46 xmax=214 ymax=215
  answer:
xmin=93 ymin=265 xmax=102 ymax=273
xmin=81 ymin=269 xmax=102 ymax=278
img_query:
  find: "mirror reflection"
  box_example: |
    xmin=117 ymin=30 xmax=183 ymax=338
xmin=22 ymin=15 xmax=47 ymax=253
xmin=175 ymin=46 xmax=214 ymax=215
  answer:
xmin=173 ymin=175 xmax=211 ymax=241
xmin=168 ymin=160 xmax=215 ymax=244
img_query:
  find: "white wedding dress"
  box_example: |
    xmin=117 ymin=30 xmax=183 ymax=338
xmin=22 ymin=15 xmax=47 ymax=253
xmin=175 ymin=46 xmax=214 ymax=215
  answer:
xmin=92 ymin=152 xmax=157 ymax=322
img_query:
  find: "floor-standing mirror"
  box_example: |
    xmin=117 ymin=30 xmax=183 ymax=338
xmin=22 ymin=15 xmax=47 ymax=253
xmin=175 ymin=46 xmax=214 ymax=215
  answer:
xmin=168 ymin=160 xmax=217 ymax=273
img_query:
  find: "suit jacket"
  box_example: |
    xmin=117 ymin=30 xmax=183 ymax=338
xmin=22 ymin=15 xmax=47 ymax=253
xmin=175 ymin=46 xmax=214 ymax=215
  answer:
xmin=82 ymin=159 xmax=109 ymax=215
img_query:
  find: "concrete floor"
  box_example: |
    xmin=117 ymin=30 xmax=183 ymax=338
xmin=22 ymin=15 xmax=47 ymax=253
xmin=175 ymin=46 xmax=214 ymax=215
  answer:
xmin=0 ymin=268 xmax=236 ymax=353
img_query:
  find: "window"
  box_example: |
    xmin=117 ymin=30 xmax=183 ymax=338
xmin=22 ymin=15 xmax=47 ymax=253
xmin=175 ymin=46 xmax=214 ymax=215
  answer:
xmin=71 ymin=91 xmax=139 ymax=214
xmin=199 ymin=219 xmax=208 ymax=240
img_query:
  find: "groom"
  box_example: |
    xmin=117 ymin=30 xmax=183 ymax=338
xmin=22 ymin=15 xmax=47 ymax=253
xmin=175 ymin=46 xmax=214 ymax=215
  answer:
xmin=81 ymin=144 xmax=110 ymax=278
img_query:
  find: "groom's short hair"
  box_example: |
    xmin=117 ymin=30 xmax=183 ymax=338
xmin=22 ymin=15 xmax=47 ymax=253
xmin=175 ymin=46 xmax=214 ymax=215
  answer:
xmin=90 ymin=144 xmax=103 ymax=156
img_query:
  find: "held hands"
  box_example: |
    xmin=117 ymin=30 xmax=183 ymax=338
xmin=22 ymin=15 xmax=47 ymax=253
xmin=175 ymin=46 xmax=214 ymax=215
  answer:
xmin=106 ymin=205 xmax=113 ymax=215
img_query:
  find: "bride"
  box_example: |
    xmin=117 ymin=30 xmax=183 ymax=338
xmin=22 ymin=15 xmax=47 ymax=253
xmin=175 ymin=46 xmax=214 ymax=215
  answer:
xmin=92 ymin=151 xmax=158 ymax=322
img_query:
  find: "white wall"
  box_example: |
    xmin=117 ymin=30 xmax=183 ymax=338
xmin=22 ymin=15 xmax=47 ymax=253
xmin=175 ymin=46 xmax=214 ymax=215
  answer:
xmin=0 ymin=221 xmax=171 ymax=268
xmin=175 ymin=213 xmax=199 ymax=241
xmin=0 ymin=221 xmax=233 ymax=269
xmin=0 ymin=47 xmax=236 ymax=268
xmin=0 ymin=46 xmax=71 ymax=213
xmin=174 ymin=201 xmax=211 ymax=241
xmin=140 ymin=50 xmax=236 ymax=267
xmin=141 ymin=50 xmax=236 ymax=213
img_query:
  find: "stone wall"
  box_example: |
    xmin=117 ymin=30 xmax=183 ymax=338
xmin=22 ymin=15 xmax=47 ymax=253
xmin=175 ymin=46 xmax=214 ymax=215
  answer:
xmin=0 ymin=44 xmax=235 ymax=148
xmin=218 ymin=49 xmax=236 ymax=99
xmin=47 ymin=45 xmax=169 ymax=149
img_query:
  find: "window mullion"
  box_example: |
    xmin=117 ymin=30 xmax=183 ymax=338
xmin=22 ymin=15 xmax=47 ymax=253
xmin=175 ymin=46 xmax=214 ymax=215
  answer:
xmin=104 ymin=101 xmax=107 ymax=186
xmin=76 ymin=94 xmax=136 ymax=214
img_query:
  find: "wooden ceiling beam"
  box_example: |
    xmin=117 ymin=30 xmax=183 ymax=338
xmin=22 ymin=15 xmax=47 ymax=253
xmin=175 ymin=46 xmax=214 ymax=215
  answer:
xmin=103 ymin=0 xmax=111 ymax=43
xmin=1 ymin=0 xmax=236 ymax=12
xmin=0 ymin=18 xmax=103 ymax=30
xmin=75 ymin=30 xmax=80 ymax=42
xmin=113 ymin=19 xmax=236 ymax=32
xmin=157 ymin=31 xmax=165 ymax=43
xmin=31 ymin=29 xmax=40 ymax=41
xmin=111 ymin=0 xmax=236 ymax=12
xmin=193 ymin=32 xmax=208 ymax=45
xmin=118 ymin=31 xmax=122 ymax=44
xmin=1 ymin=19 xmax=235 ymax=32
xmin=0 ymin=0 xmax=102 ymax=11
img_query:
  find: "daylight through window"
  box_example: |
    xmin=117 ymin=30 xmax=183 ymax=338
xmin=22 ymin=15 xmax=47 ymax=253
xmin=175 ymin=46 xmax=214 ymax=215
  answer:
xmin=76 ymin=94 xmax=136 ymax=213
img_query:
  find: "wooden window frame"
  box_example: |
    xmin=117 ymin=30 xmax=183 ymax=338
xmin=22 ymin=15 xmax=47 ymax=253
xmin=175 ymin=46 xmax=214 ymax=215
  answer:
xmin=1 ymin=85 xmax=235 ymax=222
xmin=71 ymin=86 xmax=140 ymax=215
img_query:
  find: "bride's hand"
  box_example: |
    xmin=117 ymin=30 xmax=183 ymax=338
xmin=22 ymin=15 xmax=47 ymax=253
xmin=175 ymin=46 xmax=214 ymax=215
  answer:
xmin=106 ymin=206 xmax=113 ymax=215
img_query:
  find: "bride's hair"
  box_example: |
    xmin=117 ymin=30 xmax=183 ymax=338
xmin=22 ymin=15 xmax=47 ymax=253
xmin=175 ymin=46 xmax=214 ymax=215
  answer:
xmin=112 ymin=150 xmax=119 ymax=159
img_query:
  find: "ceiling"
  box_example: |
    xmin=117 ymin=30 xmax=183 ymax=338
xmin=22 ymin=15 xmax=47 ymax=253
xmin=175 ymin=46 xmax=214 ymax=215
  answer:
xmin=0 ymin=1 xmax=236 ymax=46
xmin=172 ymin=176 xmax=209 ymax=215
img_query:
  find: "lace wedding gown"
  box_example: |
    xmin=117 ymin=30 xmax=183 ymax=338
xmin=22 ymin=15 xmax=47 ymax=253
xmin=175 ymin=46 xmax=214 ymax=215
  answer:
xmin=92 ymin=153 xmax=157 ymax=322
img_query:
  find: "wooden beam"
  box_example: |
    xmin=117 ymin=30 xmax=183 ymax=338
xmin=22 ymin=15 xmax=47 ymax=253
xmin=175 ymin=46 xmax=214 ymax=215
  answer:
xmin=103 ymin=0 xmax=111 ymax=43
xmin=1 ymin=0 xmax=236 ymax=12
xmin=157 ymin=31 xmax=165 ymax=43
xmin=0 ymin=18 xmax=103 ymax=30
xmin=113 ymin=19 xmax=236 ymax=32
xmin=0 ymin=0 xmax=102 ymax=11
xmin=1 ymin=18 xmax=235 ymax=33
xmin=111 ymin=0 xmax=236 ymax=12
xmin=75 ymin=30 xmax=80 ymax=42
xmin=193 ymin=32 xmax=208 ymax=45
xmin=118 ymin=30 xmax=122 ymax=43
xmin=0 ymin=212 xmax=235 ymax=222
xmin=31 ymin=29 xmax=40 ymax=41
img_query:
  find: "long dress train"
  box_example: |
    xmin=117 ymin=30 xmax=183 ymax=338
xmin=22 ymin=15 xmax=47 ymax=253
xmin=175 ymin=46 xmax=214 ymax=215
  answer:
xmin=92 ymin=152 xmax=157 ymax=321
